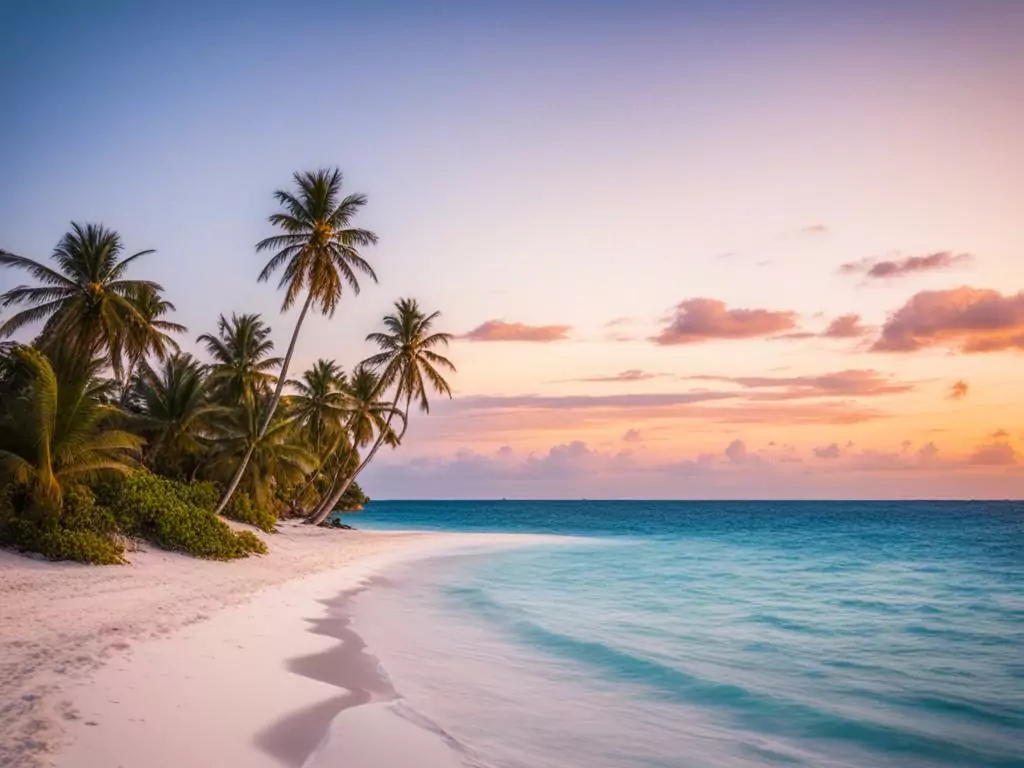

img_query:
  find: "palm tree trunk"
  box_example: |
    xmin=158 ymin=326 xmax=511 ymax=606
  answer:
xmin=119 ymin=353 xmax=141 ymax=406
xmin=306 ymin=395 xmax=411 ymax=526
xmin=214 ymin=291 xmax=314 ymax=516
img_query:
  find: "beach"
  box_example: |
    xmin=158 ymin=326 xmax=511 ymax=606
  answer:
xmin=0 ymin=522 xmax=543 ymax=768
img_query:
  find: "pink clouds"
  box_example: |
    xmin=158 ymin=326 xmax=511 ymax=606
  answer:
xmin=969 ymin=441 xmax=1019 ymax=466
xmin=622 ymin=429 xmax=643 ymax=443
xmin=652 ymin=299 xmax=797 ymax=345
xmin=360 ymin=436 xmax=1024 ymax=500
xmin=800 ymin=224 xmax=830 ymax=235
xmin=462 ymin=320 xmax=571 ymax=342
xmin=687 ymin=369 xmax=913 ymax=398
xmin=822 ymin=314 xmax=868 ymax=338
xmin=841 ymin=251 xmax=973 ymax=279
xmin=813 ymin=443 xmax=841 ymax=459
xmin=576 ymin=369 xmax=665 ymax=383
xmin=872 ymin=287 xmax=1024 ymax=353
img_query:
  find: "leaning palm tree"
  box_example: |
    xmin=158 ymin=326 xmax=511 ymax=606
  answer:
xmin=307 ymin=300 xmax=454 ymax=524
xmin=0 ymin=345 xmax=140 ymax=526
xmin=215 ymin=167 xmax=378 ymax=515
xmin=198 ymin=313 xmax=281 ymax=409
xmin=132 ymin=353 xmax=221 ymax=479
xmin=205 ymin=397 xmax=316 ymax=513
xmin=0 ymin=223 xmax=159 ymax=379
xmin=120 ymin=284 xmax=186 ymax=404
xmin=307 ymin=367 xmax=403 ymax=525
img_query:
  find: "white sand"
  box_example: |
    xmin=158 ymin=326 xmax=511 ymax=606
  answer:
xmin=0 ymin=522 xmax=538 ymax=768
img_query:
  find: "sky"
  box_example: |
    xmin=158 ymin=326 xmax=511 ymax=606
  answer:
xmin=1 ymin=0 xmax=1022 ymax=498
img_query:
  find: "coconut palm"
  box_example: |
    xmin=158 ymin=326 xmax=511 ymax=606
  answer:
xmin=198 ymin=313 xmax=281 ymax=408
xmin=119 ymin=284 xmax=186 ymax=403
xmin=307 ymin=366 xmax=403 ymax=525
xmin=0 ymin=345 xmax=140 ymax=525
xmin=308 ymin=300 xmax=454 ymax=524
xmin=205 ymin=397 xmax=316 ymax=512
xmin=132 ymin=353 xmax=221 ymax=478
xmin=289 ymin=359 xmax=349 ymax=454
xmin=0 ymin=223 xmax=159 ymax=379
xmin=215 ymin=167 xmax=378 ymax=514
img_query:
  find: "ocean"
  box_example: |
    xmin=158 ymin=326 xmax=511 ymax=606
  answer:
xmin=339 ymin=501 xmax=1024 ymax=768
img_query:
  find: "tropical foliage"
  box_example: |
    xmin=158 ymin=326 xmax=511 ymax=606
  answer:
xmin=0 ymin=166 xmax=454 ymax=564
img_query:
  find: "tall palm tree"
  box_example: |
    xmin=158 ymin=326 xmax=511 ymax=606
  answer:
xmin=132 ymin=353 xmax=221 ymax=479
xmin=0 ymin=223 xmax=159 ymax=379
xmin=307 ymin=367 xmax=403 ymax=525
xmin=0 ymin=345 xmax=140 ymax=526
xmin=120 ymin=284 xmax=186 ymax=404
xmin=215 ymin=167 xmax=378 ymax=515
xmin=307 ymin=300 xmax=454 ymax=524
xmin=198 ymin=313 xmax=281 ymax=408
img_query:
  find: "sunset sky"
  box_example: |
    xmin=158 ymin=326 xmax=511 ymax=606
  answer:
xmin=2 ymin=1 xmax=1022 ymax=498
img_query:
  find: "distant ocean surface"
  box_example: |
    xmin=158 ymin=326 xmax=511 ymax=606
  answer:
xmin=343 ymin=501 xmax=1024 ymax=768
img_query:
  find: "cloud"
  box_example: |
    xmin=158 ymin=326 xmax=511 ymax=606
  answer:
xmin=573 ymin=369 xmax=667 ymax=383
xmin=800 ymin=224 xmax=830 ymax=235
xmin=652 ymin=299 xmax=798 ymax=345
xmin=949 ymin=380 xmax=970 ymax=400
xmin=725 ymin=439 xmax=752 ymax=464
xmin=840 ymin=252 xmax=973 ymax=279
xmin=969 ymin=441 xmax=1019 ymax=466
xmin=623 ymin=428 xmax=642 ymax=443
xmin=872 ymin=287 xmax=1024 ymax=353
xmin=822 ymin=314 xmax=868 ymax=338
xmin=813 ymin=443 xmax=841 ymax=459
xmin=990 ymin=429 xmax=1010 ymax=440
xmin=685 ymin=369 xmax=913 ymax=398
xmin=604 ymin=317 xmax=636 ymax=327
xmin=462 ymin=320 xmax=571 ymax=342
xmin=453 ymin=392 xmax=737 ymax=411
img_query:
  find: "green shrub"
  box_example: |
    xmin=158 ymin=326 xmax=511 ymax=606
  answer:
xmin=95 ymin=472 xmax=267 ymax=560
xmin=0 ymin=485 xmax=126 ymax=565
xmin=175 ymin=480 xmax=220 ymax=512
xmin=224 ymin=492 xmax=278 ymax=533
xmin=34 ymin=528 xmax=126 ymax=565
xmin=234 ymin=530 xmax=268 ymax=555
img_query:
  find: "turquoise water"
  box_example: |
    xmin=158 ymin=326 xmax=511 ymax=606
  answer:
xmin=346 ymin=501 xmax=1024 ymax=767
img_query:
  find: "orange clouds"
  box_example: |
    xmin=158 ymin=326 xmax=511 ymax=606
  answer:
xmin=462 ymin=320 xmax=571 ymax=342
xmin=872 ymin=287 xmax=1024 ymax=353
xmin=840 ymin=251 xmax=973 ymax=279
xmin=949 ymin=380 xmax=970 ymax=400
xmin=652 ymin=299 xmax=797 ymax=345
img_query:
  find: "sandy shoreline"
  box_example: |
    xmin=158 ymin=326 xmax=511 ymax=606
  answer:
xmin=0 ymin=522 xmax=545 ymax=768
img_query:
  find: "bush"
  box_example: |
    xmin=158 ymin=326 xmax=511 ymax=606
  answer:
xmin=224 ymin=492 xmax=278 ymax=533
xmin=0 ymin=485 xmax=126 ymax=565
xmin=34 ymin=528 xmax=126 ymax=565
xmin=95 ymin=472 xmax=267 ymax=560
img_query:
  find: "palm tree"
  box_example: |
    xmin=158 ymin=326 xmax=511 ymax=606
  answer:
xmin=307 ymin=367 xmax=403 ymax=525
xmin=205 ymin=397 xmax=316 ymax=512
xmin=0 ymin=223 xmax=160 ymax=379
xmin=289 ymin=359 xmax=349 ymax=454
xmin=0 ymin=345 xmax=140 ymax=526
xmin=215 ymin=167 xmax=378 ymax=515
xmin=307 ymin=300 xmax=454 ymax=524
xmin=198 ymin=313 xmax=281 ymax=408
xmin=132 ymin=353 xmax=221 ymax=479
xmin=120 ymin=284 xmax=186 ymax=404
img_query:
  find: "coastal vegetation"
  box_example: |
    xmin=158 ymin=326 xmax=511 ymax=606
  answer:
xmin=0 ymin=167 xmax=454 ymax=564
